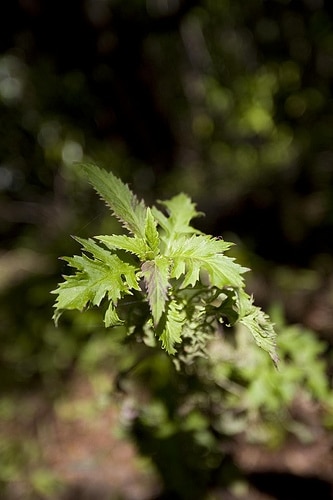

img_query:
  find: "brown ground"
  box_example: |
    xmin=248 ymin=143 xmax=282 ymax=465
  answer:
xmin=2 ymin=369 xmax=333 ymax=500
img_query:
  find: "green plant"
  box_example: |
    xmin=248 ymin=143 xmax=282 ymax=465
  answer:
xmin=52 ymin=163 xmax=278 ymax=367
xmin=48 ymin=165 xmax=333 ymax=498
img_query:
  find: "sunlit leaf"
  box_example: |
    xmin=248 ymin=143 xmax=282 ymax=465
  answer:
xmin=52 ymin=239 xmax=139 ymax=324
xmin=52 ymin=165 xmax=278 ymax=365
xmin=97 ymin=234 xmax=148 ymax=259
xmin=168 ymin=234 xmax=247 ymax=288
xmin=144 ymin=207 xmax=160 ymax=255
xmin=80 ymin=163 xmax=147 ymax=237
xmin=153 ymin=193 xmax=203 ymax=239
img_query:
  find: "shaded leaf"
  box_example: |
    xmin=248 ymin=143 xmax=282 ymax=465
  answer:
xmin=104 ymin=302 xmax=124 ymax=327
xmin=237 ymin=290 xmax=278 ymax=367
xmin=141 ymin=256 xmax=170 ymax=325
xmin=158 ymin=300 xmax=186 ymax=354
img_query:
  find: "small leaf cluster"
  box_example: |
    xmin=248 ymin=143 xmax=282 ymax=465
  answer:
xmin=52 ymin=163 xmax=278 ymax=365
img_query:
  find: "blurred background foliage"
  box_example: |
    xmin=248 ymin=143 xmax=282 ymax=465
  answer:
xmin=1 ymin=0 xmax=333 ymax=498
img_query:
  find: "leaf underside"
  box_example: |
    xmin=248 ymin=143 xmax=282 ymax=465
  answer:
xmin=141 ymin=256 xmax=170 ymax=325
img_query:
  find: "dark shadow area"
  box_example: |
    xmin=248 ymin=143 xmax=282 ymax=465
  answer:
xmin=248 ymin=471 xmax=333 ymax=500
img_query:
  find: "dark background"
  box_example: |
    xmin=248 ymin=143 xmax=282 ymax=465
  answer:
xmin=1 ymin=1 xmax=333 ymax=498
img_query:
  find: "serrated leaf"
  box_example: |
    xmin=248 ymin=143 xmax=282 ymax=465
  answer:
xmin=214 ymin=288 xmax=239 ymax=326
xmin=144 ymin=207 xmax=160 ymax=255
xmin=158 ymin=300 xmax=186 ymax=354
xmin=240 ymin=308 xmax=279 ymax=367
xmin=59 ymin=255 xmax=111 ymax=306
xmin=80 ymin=163 xmax=147 ymax=237
xmin=203 ymin=253 xmax=248 ymax=289
xmin=52 ymin=164 xmax=278 ymax=366
xmin=97 ymin=234 xmax=148 ymax=260
xmin=104 ymin=302 xmax=124 ymax=327
xmin=237 ymin=291 xmax=279 ymax=366
xmin=141 ymin=256 xmax=170 ymax=325
xmin=52 ymin=276 xmax=92 ymax=317
xmin=52 ymin=240 xmax=140 ymax=323
xmin=151 ymin=207 xmax=169 ymax=234
xmin=168 ymin=235 xmax=247 ymax=288
xmin=72 ymin=237 xmax=141 ymax=293
xmin=153 ymin=193 xmax=203 ymax=239
xmin=74 ymin=236 xmax=122 ymax=264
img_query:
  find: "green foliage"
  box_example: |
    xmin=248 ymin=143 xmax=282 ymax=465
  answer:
xmin=113 ymin=310 xmax=333 ymax=498
xmin=207 ymin=316 xmax=333 ymax=444
xmin=52 ymin=163 xmax=278 ymax=366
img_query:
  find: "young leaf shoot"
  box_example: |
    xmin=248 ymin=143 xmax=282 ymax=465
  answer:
xmin=52 ymin=163 xmax=278 ymax=366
